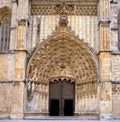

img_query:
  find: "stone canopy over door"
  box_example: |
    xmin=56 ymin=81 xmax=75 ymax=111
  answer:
xmin=26 ymin=16 xmax=98 ymax=117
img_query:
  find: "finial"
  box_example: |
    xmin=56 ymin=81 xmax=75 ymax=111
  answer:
xmin=59 ymin=2 xmax=68 ymax=27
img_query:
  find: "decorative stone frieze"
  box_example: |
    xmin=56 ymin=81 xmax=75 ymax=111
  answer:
xmin=31 ymin=0 xmax=97 ymax=16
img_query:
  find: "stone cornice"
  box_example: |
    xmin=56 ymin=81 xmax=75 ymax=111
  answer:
xmin=98 ymin=20 xmax=111 ymax=27
xmin=112 ymin=51 xmax=120 ymax=55
xmin=0 ymin=50 xmax=15 ymax=54
xmin=97 ymin=50 xmax=112 ymax=55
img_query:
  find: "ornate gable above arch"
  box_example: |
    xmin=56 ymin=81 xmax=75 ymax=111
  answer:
xmin=27 ymin=15 xmax=98 ymax=85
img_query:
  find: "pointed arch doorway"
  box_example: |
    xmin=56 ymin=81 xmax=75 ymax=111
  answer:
xmin=49 ymin=79 xmax=75 ymax=116
xmin=26 ymin=16 xmax=99 ymax=117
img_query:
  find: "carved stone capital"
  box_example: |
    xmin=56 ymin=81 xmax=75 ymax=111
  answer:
xmin=18 ymin=20 xmax=26 ymax=26
xmin=98 ymin=21 xmax=111 ymax=27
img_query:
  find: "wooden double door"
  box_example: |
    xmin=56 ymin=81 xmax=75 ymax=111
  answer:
xmin=49 ymin=80 xmax=75 ymax=116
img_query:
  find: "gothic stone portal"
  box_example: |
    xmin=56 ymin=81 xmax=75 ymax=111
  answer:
xmin=27 ymin=20 xmax=98 ymax=117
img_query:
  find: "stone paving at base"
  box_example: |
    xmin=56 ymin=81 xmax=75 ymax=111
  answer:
xmin=0 ymin=120 xmax=120 ymax=122
xmin=0 ymin=118 xmax=120 ymax=122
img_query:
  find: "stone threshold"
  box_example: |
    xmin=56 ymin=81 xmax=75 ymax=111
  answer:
xmin=24 ymin=113 xmax=99 ymax=120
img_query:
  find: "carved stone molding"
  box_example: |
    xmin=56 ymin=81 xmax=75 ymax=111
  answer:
xmin=99 ymin=21 xmax=111 ymax=27
xmin=101 ymin=23 xmax=110 ymax=28
xmin=18 ymin=20 xmax=26 ymax=26
xmin=31 ymin=0 xmax=97 ymax=16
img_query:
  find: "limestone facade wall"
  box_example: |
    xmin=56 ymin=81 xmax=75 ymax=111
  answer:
xmin=28 ymin=15 xmax=98 ymax=52
xmin=0 ymin=83 xmax=12 ymax=118
xmin=0 ymin=0 xmax=12 ymax=9
xmin=0 ymin=0 xmax=120 ymax=119
xmin=112 ymin=84 xmax=120 ymax=118
xmin=0 ymin=54 xmax=15 ymax=81
xmin=110 ymin=0 xmax=120 ymax=51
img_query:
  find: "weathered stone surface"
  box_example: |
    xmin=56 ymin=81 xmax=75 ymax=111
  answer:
xmin=0 ymin=83 xmax=12 ymax=117
xmin=111 ymin=55 xmax=120 ymax=81
xmin=0 ymin=54 xmax=14 ymax=81
xmin=14 ymin=51 xmax=26 ymax=81
xmin=16 ymin=22 xmax=26 ymax=49
xmin=101 ymin=82 xmax=112 ymax=101
xmin=10 ymin=82 xmax=24 ymax=119
xmin=101 ymin=101 xmax=112 ymax=114
xmin=111 ymin=30 xmax=118 ymax=51
xmin=112 ymin=84 xmax=120 ymax=118
xmin=18 ymin=0 xmax=29 ymax=20
xmin=0 ymin=0 xmax=12 ymax=9
xmin=99 ymin=53 xmax=111 ymax=81
xmin=100 ymin=82 xmax=112 ymax=117
xmin=0 ymin=0 xmax=120 ymax=120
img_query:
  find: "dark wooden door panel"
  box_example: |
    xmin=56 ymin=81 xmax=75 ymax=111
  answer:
xmin=63 ymin=82 xmax=75 ymax=98
xmin=64 ymin=99 xmax=73 ymax=116
xmin=49 ymin=82 xmax=60 ymax=99
xmin=49 ymin=80 xmax=75 ymax=116
xmin=50 ymin=99 xmax=59 ymax=116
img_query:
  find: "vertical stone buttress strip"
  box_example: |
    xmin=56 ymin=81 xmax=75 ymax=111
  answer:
xmin=10 ymin=0 xmax=29 ymax=119
xmin=10 ymin=0 xmax=18 ymax=50
xmin=98 ymin=0 xmax=112 ymax=119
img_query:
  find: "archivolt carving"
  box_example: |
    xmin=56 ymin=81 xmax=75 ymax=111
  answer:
xmin=27 ymin=15 xmax=98 ymax=85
